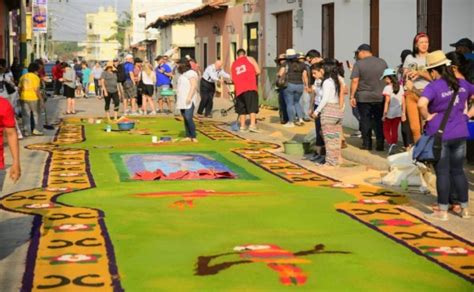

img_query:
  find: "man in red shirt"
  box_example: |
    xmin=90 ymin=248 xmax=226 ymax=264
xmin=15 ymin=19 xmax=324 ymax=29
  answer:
xmin=0 ymin=96 xmax=21 ymax=191
xmin=52 ymin=60 xmax=63 ymax=96
xmin=231 ymin=49 xmax=261 ymax=132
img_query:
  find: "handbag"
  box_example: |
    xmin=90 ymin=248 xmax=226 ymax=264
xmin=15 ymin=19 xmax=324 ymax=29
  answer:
xmin=412 ymin=89 xmax=458 ymax=163
xmin=275 ymin=65 xmax=288 ymax=89
xmin=2 ymin=73 xmax=16 ymax=94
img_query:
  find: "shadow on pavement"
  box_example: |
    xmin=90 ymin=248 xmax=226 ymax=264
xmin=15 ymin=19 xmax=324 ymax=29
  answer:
xmin=0 ymin=216 xmax=32 ymax=260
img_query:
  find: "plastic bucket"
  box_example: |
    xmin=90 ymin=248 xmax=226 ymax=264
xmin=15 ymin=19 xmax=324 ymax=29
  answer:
xmin=117 ymin=122 xmax=135 ymax=131
xmin=283 ymin=140 xmax=310 ymax=156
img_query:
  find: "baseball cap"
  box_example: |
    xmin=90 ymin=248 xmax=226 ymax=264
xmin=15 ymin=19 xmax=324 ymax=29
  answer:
xmin=380 ymin=68 xmax=397 ymax=80
xmin=355 ymin=44 xmax=371 ymax=53
xmin=450 ymin=38 xmax=473 ymax=50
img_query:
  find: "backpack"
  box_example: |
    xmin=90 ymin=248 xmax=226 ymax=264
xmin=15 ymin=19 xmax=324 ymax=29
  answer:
xmin=116 ymin=63 xmax=127 ymax=83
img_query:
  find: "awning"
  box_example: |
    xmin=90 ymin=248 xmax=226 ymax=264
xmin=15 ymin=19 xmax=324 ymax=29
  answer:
xmin=148 ymin=0 xmax=229 ymax=29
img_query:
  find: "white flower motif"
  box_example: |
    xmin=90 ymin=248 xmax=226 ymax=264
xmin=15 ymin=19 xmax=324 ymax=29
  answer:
xmin=433 ymin=247 xmax=468 ymax=254
xmin=25 ymin=203 xmax=54 ymax=209
xmin=263 ymin=160 xmax=281 ymax=164
xmin=58 ymin=173 xmax=81 ymax=177
xmin=234 ymin=245 xmax=271 ymax=252
xmin=46 ymin=187 xmax=69 ymax=192
xmin=285 ymin=171 xmax=306 ymax=175
xmin=362 ymin=199 xmax=388 ymax=204
xmin=58 ymin=224 xmax=89 ymax=231
xmin=57 ymin=254 xmax=93 ymax=262
xmin=332 ymin=183 xmax=356 ymax=188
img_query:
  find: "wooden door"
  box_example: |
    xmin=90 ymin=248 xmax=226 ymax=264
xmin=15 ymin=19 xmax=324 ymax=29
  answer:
xmin=370 ymin=0 xmax=379 ymax=56
xmin=276 ymin=11 xmax=293 ymax=56
xmin=417 ymin=0 xmax=442 ymax=50
xmin=322 ymin=3 xmax=334 ymax=58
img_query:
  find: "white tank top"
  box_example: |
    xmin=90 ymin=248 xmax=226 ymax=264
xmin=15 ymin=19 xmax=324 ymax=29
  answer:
xmin=141 ymin=71 xmax=155 ymax=85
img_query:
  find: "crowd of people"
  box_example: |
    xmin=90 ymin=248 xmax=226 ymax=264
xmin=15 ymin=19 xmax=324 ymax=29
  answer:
xmin=273 ymin=35 xmax=473 ymax=220
xmin=0 ymin=35 xmax=473 ymax=220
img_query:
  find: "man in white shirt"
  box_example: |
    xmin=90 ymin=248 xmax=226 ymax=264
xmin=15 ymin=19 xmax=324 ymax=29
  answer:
xmin=197 ymin=59 xmax=231 ymax=118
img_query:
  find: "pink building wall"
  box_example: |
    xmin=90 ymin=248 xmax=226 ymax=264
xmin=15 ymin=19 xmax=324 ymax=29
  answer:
xmin=194 ymin=2 xmax=265 ymax=97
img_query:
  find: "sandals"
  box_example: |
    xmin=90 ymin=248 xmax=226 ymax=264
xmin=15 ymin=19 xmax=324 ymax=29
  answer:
xmin=431 ymin=204 xmax=462 ymax=213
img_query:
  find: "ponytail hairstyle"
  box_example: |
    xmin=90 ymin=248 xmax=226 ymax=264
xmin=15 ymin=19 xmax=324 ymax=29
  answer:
xmin=336 ymin=60 xmax=345 ymax=78
xmin=430 ymin=64 xmax=460 ymax=96
xmin=446 ymin=51 xmax=469 ymax=79
xmin=313 ymin=58 xmax=340 ymax=94
xmin=387 ymin=75 xmax=400 ymax=94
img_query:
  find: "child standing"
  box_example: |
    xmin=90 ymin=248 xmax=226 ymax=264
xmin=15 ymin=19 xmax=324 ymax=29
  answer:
xmin=311 ymin=59 xmax=344 ymax=166
xmin=381 ymin=68 xmax=405 ymax=155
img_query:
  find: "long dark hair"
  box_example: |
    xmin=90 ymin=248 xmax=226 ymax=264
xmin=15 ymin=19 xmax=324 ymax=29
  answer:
xmin=312 ymin=58 xmax=340 ymax=94
xmin=446 ymin=51 xmax=468 ymax=78
xmin=387 ymin=75 xmax=400 ymax=94
xmin=177 ymin=59 xmax=192 ymax=74
xmin=429 ymin=64 xmax=460 ymax=96
xmin=412 ymin=32 xmax=429 ymax=57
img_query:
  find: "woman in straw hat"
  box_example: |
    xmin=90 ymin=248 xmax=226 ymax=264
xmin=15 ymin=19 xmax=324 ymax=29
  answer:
xmin=418 ymin=50 xmax=474 ymax=221
xmin=100 ymin=61 xmax=120 ymax=121
xmin=278 ymin=49 xmax=308 ymax=127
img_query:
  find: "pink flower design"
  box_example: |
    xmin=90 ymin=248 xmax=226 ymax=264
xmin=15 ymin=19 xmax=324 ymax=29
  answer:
xmin=371 ymin=218 xmax=418 ymax=227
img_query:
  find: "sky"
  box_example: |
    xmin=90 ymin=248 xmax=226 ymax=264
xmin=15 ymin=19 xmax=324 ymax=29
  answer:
xmin=49 ymin=0 xmax=130 ymax=42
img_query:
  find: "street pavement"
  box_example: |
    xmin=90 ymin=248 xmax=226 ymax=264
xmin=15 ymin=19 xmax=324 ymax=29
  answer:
xmin=0 ymin=93 xmax=472 ymax=290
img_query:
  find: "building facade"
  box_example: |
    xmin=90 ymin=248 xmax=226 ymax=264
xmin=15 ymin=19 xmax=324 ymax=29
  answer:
xmin=149 ymin=0 xmax=265 ymax=98
xmin=81 ymin=6 xmax=120 ymax=61
xmin=264 ymin=0 xmax=474 ymax=128
xmin=1 ymin=0 xmax=21 ymax=63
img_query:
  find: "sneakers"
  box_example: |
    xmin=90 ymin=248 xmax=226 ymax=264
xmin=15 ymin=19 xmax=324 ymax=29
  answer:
xmin=150 ymin=110 xmax=157 ymax=115
xmin=248 ymin=126 xmax=260 ymax=133
xmin=130 ymin=111 xmax=139 ymax=116
xmin=350 ymin=131 xmax=362 ymax=138
xmin=239 ymin=127 xmax=249 ymax=133
xmin=138 ymin=109 xmax=144 ymax=115
xmin=283 ymin=122 xmax=295 ymax=128
xmin=460 ymin=208 xmax=470 ymax=219
xmin=295 ymin=119 xmax=304 ymax=126
xmin=425 ymin=211 xmax=448 ymax=221
xmin=388 ymin=144 xmax=396 ymax=155
xmin=32 ymin=129 xmax=44 ymax=136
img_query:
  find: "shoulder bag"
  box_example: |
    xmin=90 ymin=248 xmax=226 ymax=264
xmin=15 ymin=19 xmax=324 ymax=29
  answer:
xmin=2 ymin=73 xmax=16 ymax=94
xmin=275 ymin=65 xmax=288 ymax=90
xmin=412 ymin=90 xmax=458 ymax=163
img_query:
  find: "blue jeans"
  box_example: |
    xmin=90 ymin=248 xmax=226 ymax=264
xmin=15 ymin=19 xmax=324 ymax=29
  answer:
xmin=181 ymin=104 xmax=196 ymax=138
xmin=301 ymin=91 xmax=311 ymax=119
xmin=0 ymin=169 xmax=5 ymax=193
xmin=278 ymin=90 xmax=288 ymax=123
xmin=435 ymin=139 xmax=468 ymax=210
xmin=283 ymin=83 xmax=304 ymax=122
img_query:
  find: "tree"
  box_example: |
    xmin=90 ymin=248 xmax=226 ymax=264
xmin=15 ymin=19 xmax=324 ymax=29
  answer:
xmin=53 ymin=42 xmax=85 ymax=60
xmin=106 ymin=12 xmax=132 ymax=50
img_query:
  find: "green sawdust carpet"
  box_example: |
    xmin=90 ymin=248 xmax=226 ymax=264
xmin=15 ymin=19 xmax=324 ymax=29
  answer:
xmin=58 ymin=117 xmax=471 ymax=291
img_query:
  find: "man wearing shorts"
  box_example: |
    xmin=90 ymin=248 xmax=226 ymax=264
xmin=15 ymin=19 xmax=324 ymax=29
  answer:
xmin=123 ymin=54 xmax=138 ymax=115
xmin=231 ymin=49 xmax=261 ymax=133
xmin=0 ymin=96 xmax=21 ymax=192
xmin=154 ymin=55 xmax=173 ymax=113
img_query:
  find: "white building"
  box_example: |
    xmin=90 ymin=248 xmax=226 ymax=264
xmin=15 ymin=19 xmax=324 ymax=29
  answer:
xmin=130 ymin=0 xmax=201 ymax=46
xmin=264 ymin=0 xmax=474 ymax=128
xmin=81 ymin=6 xmax=120 ymax=61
